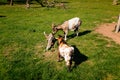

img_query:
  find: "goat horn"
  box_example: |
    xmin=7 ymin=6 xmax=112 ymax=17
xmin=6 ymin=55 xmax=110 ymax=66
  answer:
xmin=44 ymin=32 xmax=48 ymax=39
xmin=52 ymin=23 xmax=55 ymax=28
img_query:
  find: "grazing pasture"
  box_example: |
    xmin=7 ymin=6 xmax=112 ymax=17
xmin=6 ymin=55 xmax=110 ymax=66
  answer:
xmin=0 ymin=0 xmax=120 ymax=80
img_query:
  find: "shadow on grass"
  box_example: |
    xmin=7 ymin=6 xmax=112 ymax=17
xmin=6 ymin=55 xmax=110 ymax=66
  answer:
xmin=72 ymin=45 xmax=88 ymax=69
xmin=79 ymin=30 xmax=92 ymax=36
xmin=68 ymin=30 xmax=92 ymax=39
xmin=0 ymin=15 xmax=6 ymax=18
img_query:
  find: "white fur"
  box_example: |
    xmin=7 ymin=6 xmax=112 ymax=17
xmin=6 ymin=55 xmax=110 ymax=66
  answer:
xmin=59 ymin=44 xmax=74 ymax=66
xmin=68 ymin=17 xmax=80 ymax=30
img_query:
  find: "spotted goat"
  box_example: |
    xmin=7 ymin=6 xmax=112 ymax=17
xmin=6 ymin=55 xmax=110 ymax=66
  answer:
xmin=56 ymin=35 xmax=74 ymax=71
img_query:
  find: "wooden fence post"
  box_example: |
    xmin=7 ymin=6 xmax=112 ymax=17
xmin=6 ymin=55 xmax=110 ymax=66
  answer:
xmin=10 ymin=0 xmax=13 ymax=6
xmin=26 ymin=0 xmax=30 ymax=9
xmin=113 ymin=0 xmax=118 ymax=5
xmin=115 ymin=14 xmax=120 ymax=33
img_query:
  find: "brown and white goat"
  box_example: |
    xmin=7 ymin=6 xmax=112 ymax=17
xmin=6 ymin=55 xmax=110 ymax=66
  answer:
xmin=56 ymin=35 xmax=74 ymax=71
xmin=52 ymin=17 xmax=82 ymax=40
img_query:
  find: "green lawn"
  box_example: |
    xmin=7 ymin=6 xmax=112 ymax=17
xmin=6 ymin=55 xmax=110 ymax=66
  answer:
xmin=0 ymin=0 xmax=120 ymax=80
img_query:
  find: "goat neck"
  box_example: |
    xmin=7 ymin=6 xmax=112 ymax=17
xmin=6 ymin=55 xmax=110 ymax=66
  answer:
xmin=57 ymin=37 xmax=67 ymax=46
xmin=56 ymin=25 xmax=63 ymax=30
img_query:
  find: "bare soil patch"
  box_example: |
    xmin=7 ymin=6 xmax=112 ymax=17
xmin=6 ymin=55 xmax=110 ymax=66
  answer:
xmin=95 ymin=23 xmax=120 ymax=45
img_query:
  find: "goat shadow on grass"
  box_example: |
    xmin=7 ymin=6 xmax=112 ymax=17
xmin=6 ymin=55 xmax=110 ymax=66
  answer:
xmin=72 ymin=45 xmax=88 ymax=68
xmin=68 ymin=30 xmax=92 ymax=39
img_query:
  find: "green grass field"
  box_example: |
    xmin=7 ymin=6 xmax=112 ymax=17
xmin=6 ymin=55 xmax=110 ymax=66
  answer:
xmin=0 ymin=0 xmax=120 ymax=80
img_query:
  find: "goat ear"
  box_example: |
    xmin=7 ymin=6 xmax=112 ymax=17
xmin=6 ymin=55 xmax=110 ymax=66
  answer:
xmin=55 ymin=37 xmax=58 ymax=40
xmin=44 ymin=32 xmax=48 ymax=39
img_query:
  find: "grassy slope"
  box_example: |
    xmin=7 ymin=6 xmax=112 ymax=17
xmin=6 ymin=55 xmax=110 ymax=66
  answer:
xmin=0 ymin=0 xmax=120 ymax=80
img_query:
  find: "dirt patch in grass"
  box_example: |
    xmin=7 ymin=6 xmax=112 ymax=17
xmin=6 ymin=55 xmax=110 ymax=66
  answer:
xmin=35 ymin=42 xmax=58 ymax=60
xmin=43 ymin=49 xmax=58 ymax=61
xmin=103 ymin=74 xmax=115 ymax=80
xmin=95 ymin=23 xmax=120 ymax=45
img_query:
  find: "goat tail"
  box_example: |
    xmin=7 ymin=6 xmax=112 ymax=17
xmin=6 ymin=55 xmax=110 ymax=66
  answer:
xmin=71 ymin=47 xmax=74 ymax=54
xmin=79 ymin=19 xmax=82 ymax=26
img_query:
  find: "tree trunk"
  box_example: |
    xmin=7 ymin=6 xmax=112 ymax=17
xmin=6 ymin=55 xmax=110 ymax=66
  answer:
xmin=115 ymin=14 xmax=120 ymax=33
xmin=26 ymin=0 xmax=30 ymax=9
xmin=113 ymin=0 xmax=118 ymax=5
xmin=9 ymin=0 xmax=13 ymax=6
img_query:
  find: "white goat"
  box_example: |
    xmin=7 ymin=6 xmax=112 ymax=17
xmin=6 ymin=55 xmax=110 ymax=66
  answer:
xmin=56 ymin=35 xmax=74 ymax=71
xmin=52 ymin=17 xmax=82 ymax=40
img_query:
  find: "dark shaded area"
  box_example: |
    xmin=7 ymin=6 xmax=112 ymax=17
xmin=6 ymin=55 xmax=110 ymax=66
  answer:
xmin=67 ymin=30 xmax=92 ymax=39
xmin=29 ymin=29 xmax=36 ymax=32
xmin=0 ymin=0 xmax=25 ymax=5
xmin=0 ymin=0 xmax=69 ymax=8
xmin=61 ymin=1 xmax=69 ymax=3
xmin=0 ymin=2 xmax=8 ymax=5
xmin=54 ymin=1 xmax=69 ymax=3
xmin=14 ymin=0 xmax=26 ymax=4
xmin=0 ymin=0 xmax=43 ymax=5
xmin=72 ymin=45 xmax=88 ymax=68
xmin=0 ymin=15 xmax=6 ymax=18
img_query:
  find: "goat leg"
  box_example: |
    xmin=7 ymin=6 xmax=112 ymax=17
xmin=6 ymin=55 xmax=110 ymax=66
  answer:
xmin=57 ymin=51 xmax=61 ymax=62
xmin=67 ymin=60 xmax=72 ymax=72
xmin=74 ymin=27 xmax=79 ymax=36
xmin=64 ymin=31 xmax=68 ymax=41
